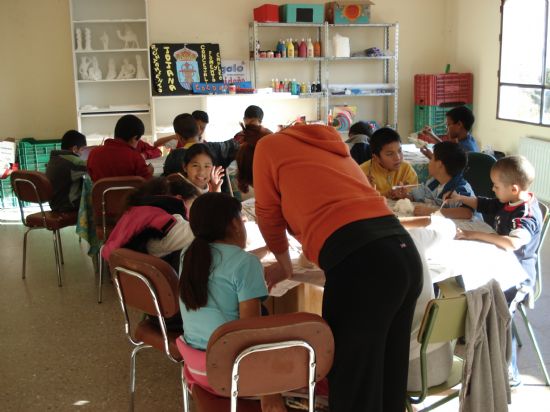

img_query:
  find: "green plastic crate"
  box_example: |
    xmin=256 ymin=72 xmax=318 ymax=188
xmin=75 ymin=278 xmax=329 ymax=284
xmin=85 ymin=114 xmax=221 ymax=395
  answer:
xmin=18 ymin=138 xmax=62 ymax=172
xmin=414 ymin=104 xmax=473 ymax=135
xmin=0 ymin=178 xmax=18 ymax=208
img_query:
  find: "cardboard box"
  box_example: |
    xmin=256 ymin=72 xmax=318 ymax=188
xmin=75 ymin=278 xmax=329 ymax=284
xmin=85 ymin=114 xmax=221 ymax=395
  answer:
xmin=254 ymin=4 xmax=280 ymax=22
xmin=280 ymin=4 xmax=324 ymax=24
xmin=326 ymin=2 xmax=374 ymax=24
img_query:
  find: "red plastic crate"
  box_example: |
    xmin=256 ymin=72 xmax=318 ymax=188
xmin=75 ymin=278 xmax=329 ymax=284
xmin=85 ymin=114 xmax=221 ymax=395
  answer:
xmin=414 ymin=73 xmax=473 ymax=106
xmin=253 ymin=4 xmax=279 ymax=22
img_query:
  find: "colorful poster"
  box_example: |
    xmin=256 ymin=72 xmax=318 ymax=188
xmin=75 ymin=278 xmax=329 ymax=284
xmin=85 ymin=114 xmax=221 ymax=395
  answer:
xmin=150 ymin=43 xmax=223 ymax=95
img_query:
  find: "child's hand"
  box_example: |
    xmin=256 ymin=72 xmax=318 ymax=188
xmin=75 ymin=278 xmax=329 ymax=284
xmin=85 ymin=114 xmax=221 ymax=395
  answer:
xmin=389 ymin=183 xmax=409 ymax=200
xmin=455 ymin=228 xmax=474 ymax=240
xmin=420 ymin=146 xmax=433 ymax=159
xmin=414 ymin=204 xmax=436 ymax=216
xmin=444 ymin=191 xmax=461 ymax=203
xmin=209 ymin=166 xmax=225 ymax=192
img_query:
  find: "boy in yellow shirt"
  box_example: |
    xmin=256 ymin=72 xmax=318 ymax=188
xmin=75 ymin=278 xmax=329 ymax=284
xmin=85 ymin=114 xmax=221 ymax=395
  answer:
xmin=359 ymin=127 xmax=418 ymax=198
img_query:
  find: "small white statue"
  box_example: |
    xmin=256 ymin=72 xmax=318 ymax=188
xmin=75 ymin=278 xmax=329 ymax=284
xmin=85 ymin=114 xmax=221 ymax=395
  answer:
xmin=100 ymin=32 xmax=109 ymax=50
xmin=135 ymin=55 xmax=146 ymax=78
xmin=105 ymin=58 xmax=117 ymax=80
xmin=116 ymin=25 xmax=139 ymax=49
xmin=392 ymin=198 xmax=415 ymax=216
xmin=84 ymin=27 xmax=93 ymax=51
xmin=88 ymin=56 xmax=102 ymax=81
xmin=79 ymin=56 xmax=92 ymax=80
xmin=75 ymin=28 xmax=83 ymax=51
xmin=117 ymin=58 xmax=136 ymax=79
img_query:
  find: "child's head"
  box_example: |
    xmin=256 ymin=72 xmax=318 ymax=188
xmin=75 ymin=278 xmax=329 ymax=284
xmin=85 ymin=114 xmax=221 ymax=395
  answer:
xmin=183 ymin=144 xmax=215 ymax=190
xmin=490 ymin=155 xmax=535 ymax=203
xmin=348 ymin=121 xmax=373 ymax=138
xmin=173 ymin=113 xmax=199 ymax=141
xmin=61 ymin=130 xmax=87 ymax=155
xmin=446 ymin=106 xmax=474 ymax=139
xmin=370 ymin=127 xmax=403 ymax=171
xmin=114 ymin=115 xmax=145 ymax=148
xmin=192 ymin=110 xmax=209 ymax=139
xmin=236 ymin=124 xmax=273 ymax=193
xmin=429 ymin=141 xmax=467 ymax=179
xmin=243 ymin=105 xmax=264 ymax=126
xmin=179 ymin=192 xmax=244 ymax=310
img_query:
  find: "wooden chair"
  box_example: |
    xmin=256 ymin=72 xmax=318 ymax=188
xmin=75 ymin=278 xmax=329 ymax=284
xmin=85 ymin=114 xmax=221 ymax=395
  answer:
xmin=11 ymin=170 xmax=78 ymax=286
xmin=109 ymin=248 xmax=184 ymax=411
xmin=91 ymin=176 xmax=144 ymax=302
xmin=406 ymin=295 xmax=467 ymax=412
xmin=184 ymin=312 xmax=334 ymax=412
xmin=514 ymin=201 xmax=550 ymax=385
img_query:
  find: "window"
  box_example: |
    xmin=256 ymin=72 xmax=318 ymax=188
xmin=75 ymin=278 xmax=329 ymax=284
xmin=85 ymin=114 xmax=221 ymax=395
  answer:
xmin=498 ymin=0 xmax=550 ymax=125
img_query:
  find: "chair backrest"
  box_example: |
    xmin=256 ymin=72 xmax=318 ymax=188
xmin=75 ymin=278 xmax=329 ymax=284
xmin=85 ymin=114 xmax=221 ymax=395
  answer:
xmin=534 ymin=201 xmax=549 ymax=301
xmin=91 ymin=176 xmax=144 ymax=239
xmin=464 ymin=152 xmax=496 ymax=198
xmin=10 ymin=170 xmax=53 ymax=204
xmin=109 ymin=248 xmax=180 ymax=318
xmin=206 ymin=312 xmax=334 ymax=398
xmin=418 ymin=295 xmax=467 ymax=345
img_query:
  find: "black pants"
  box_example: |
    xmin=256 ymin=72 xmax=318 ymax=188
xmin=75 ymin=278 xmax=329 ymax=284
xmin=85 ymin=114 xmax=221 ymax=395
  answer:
xmin=322 ymin=234 xmax=423 ymax=412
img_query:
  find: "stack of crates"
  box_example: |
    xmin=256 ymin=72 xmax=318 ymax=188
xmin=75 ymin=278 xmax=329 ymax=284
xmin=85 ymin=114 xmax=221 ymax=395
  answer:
xmin=0 ymin=178 xmax=18 ymax=208
xmin=414 ymin=73 xmax=474 ymax=135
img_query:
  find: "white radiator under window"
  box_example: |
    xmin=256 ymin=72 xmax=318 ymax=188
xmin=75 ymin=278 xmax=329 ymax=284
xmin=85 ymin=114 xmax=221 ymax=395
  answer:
xmin=518 ymin=136 xmax=550 ymax=202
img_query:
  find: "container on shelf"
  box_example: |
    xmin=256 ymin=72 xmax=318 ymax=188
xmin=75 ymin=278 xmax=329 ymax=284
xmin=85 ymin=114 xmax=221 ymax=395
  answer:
xmin=253 ymin=4 xmax=280 ymax=23
xmin=414 ymin=103 xmax=474 ymax=135
xmin=17 ymin=138 xmax=62 ymax=172
xmin=414 ymin=73 xmax=473 ymax=106
xmin=325 ymin=2 xmax=373 ymax=24
xmin=280 ymin=4 xmax=324 ymax=24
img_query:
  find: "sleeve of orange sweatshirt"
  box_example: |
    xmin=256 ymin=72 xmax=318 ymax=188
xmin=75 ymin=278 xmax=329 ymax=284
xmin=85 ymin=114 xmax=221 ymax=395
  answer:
xmin=253 ymin=140 xmax=289 ymax=255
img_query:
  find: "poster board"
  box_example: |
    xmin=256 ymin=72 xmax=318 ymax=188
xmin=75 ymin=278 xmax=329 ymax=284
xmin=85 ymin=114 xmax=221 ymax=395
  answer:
xmin=150 ymin=43 xmax=224 ymax=95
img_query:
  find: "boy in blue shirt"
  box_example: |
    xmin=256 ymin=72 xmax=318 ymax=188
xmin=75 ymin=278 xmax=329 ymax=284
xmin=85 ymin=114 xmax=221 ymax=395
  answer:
xmin=448 ymin=155 xmax=543 ymax=386
xmin=421 ymin=105 xmax=479 ymax=153
xmin=411 ymin=141 xmax=477 ymax=219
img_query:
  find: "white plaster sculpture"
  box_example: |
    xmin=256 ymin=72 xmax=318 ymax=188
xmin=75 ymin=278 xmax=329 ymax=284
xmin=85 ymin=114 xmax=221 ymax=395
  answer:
xmin=135 ymin=55 xmax=146 ymax=79
xmin=84 ymin=27 xmax=93 ymax=51
xmin=117 ymin=58 xmax=136 ymax=79
xmin=75 ymin=28 xmax=83 ymax=51
xmin=393 ymin=198 xmax=415 ymax=216
xmin=105 ymin=58 xmax=117 ymax=80
xmin=79 ymin=56 xmax=92 ymax=80
xmin=100 ymin=32 xmax=109 ymax=50
xmin=88 ymin=56 xmax=102 ymax=81
xmin=116 ymin=25 xmax=139 ymax=49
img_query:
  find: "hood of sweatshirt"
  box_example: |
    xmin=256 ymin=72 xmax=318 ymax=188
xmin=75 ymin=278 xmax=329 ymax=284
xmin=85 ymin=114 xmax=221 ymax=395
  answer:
xmin=277 ymin=124 xmax=349 ymax=157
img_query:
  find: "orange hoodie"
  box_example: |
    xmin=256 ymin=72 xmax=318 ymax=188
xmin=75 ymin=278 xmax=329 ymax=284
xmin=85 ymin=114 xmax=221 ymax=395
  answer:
xmin=253 ymin=124 xmax=393 ymax=265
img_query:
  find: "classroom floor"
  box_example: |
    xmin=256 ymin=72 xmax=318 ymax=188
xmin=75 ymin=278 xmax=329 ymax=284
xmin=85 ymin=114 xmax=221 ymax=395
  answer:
xmin=0 ymin=220 xmax=549 ymax=411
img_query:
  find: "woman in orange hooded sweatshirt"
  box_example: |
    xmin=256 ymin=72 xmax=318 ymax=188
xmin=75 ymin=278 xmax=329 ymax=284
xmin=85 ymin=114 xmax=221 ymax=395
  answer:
xmin=236 ymin=124 xmax=423 ymax=412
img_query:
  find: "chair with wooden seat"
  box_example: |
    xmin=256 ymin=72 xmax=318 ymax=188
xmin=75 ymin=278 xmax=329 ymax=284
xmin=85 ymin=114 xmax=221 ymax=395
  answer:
xmin=91 ymin=176 xmax=144 ymax=302
xmin=514 ymin=201 xmax=550 ymax=385
xmin=406 ymin=295 xmax=467 ymax=412
xmin=183 ymin=312 xmax=334 ymax=412
xmin=11 ymin=170 xmax=78 ymax=287
xmin=109 ymin=248 xmax=184 ymax=411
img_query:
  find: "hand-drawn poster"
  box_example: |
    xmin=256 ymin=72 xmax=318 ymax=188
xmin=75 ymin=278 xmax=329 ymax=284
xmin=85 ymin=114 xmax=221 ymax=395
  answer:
xmin=150 ymin=43 xmax=224 ymax=95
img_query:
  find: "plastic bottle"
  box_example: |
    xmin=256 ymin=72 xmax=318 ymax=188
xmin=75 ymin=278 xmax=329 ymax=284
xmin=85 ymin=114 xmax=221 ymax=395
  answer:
xmin=271 ymin=78 xmax=276 ymax=92
xmin=299 ymin=38 xmax=307 ymax=58
xmin=281 ymin=40 xmax=287 ymax=58
xmin=292 ymin=79 xmax=298 ymax=95
xmin=287 ymin=38 xmax=294 ymax=58
xmin=307 ymin=38 xmax=314 ymax=58
xmin=274 ymin=78 xmax=279 ymax=92
xmin=293 ymin=40 xmax=299 ymax=55
xmin=310 ymin=82 xmax=316 ymax=93
xmin=279 ymin=80 xmax=284 ymax=92
xmin=300 ymin=82 xmax=307 ymax=94
xmin=313 ymin=40 xmax=321 ymax=57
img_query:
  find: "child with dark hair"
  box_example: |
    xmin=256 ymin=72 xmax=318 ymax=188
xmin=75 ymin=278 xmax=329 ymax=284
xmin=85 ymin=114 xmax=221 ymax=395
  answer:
xmin=346 ymin=121 xmax=373 ymax=164
xmin=411 ymin=141 xmax=477 ymax=219
xmin=234 ymin=105 xmax=273 ymax=144
xmin=421 ymin=106 xmax=478 ymax=153
xmin=181 ymin=144 xmax=224 ymax=194
xmin=235 ymin=124 xmax=274 ymax=193
xmin=46 ymin=130 xmax=88 ymax=212
xmin=192 ymin=110 xmax=209 ymax=140
xmin=87 ymin=114 xmax=153 ymax=181
xmin=176 ymin=192 xmax=285 ymax=411
xmin=359 ymin=127 xmax=418 ymax=198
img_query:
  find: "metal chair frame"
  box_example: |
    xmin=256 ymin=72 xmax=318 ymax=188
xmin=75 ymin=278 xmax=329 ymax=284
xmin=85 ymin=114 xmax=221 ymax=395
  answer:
xmin=12 ymin=177 xmax=65 ymax=287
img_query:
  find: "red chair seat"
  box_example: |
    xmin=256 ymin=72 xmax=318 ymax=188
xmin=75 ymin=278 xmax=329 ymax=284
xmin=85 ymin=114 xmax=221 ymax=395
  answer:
xmin=135 ymin=318 xmax=183 ymax=361
xmin=25 ymin=211 xmax=78 ymax=230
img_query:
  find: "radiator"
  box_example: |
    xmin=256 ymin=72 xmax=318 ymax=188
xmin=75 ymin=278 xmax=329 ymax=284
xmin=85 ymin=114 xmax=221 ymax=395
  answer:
xmin=518 ymin=136 xmax=550 ymax=202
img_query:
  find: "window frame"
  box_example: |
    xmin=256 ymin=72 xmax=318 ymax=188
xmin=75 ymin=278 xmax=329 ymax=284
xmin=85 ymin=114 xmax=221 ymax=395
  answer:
xmin=497 ymin=0 xmax=550 ymax=126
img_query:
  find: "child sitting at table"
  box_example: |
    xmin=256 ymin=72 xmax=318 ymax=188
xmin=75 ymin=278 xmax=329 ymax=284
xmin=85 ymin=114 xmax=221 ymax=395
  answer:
xmin=177 ymin=192 xmax=286 ymax=412
xmin=192 ymin=110 xmax=209 ymax=141
xmin=448 ymin=155 xmax=543 ymax=386
xmin=345 ymin=121 xmax=373 ymax=165
xmin=234 ymin=105 xmax=273 ymax=144
xmin=46 ymin=129 xmax=88 ymax=212
xmin=410 ymin=141 xmax=477 ymax=219
xmin=359 ymin=127 xmax=418 ymax=198
xmin=181 ymin=144 xmax=224 ymax=194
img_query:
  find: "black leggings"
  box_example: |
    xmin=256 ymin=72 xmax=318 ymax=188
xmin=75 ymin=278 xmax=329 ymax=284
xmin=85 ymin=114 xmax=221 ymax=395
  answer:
xmin=321 ymin=234 xmax=423 ymax=412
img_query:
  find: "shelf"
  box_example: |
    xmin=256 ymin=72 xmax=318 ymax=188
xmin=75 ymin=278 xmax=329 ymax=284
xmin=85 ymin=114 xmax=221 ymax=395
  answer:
xmin=326 ymin=55 xmax=394 ymax=61
xmin=75 ymin=48 xmax=148 ymax=53
xmin=80 ymin=109 xmax=150 ymax=117
xmin=329 ymin=92 xmax=396 ymax=98
xmin=73 ymin=19 xmax=147 ymax=23
xmin=328 ymin=23 xmax=397 ymax=28
xmin=252 ymin=57 xmax=324 ymax=62
xmin=252 ymin=22 xmax=324 ymax=28
xmin=77 ymin=79 xmax=149 ymax=83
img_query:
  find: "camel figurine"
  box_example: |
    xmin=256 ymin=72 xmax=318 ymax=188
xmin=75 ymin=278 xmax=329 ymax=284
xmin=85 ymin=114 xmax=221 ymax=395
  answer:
xmin=116 ymin=25 xmax=140 ymax=49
